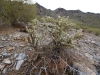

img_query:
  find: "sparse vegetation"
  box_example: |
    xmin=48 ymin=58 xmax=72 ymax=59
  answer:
xmin=74 ymin=22 xmax=100 ymax=36
xmin=74 ymin=29 xmax=83 ymax=39
xmin=26 ymin=16 xmax=77 ymax=50
xmin=25 ymin=16 xmax=83 ymax=75
xmin=0 ymin=1 xmax=100 ymax=75
xmin=26 ymin=19 xmax=39 ymax=47
xmin=37 ymin=4 xmax=100 ymax=36
xmin=0 ymin=0 xmax=37 ymax=26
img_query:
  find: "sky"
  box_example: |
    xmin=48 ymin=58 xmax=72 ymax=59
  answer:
xmin=31 ymin=0 xmax=100 ymax=13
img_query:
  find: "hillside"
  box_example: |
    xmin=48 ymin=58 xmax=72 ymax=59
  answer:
xmin=0 ymin=15 xmax=100 ymax=75
xmin=0 ymin=2 xmax=100 ymax=75
xmin=0 ymin=21 xmax=100 ymax=75
xmin=36 ymin=3 xmax=100 ymax=28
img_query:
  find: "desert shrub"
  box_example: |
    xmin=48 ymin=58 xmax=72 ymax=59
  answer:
xmin=49 ymin=16 xmax=75 ymax=48
xmin=74 ymin=29 xmax=83 ymax=39
xmin=26 ymin=16 xmax=81 ymax=75
xmin=0 ymin=0 xmax=37 ymax=26
xmin=26 ymin=19 xmax=39 ymax=47
xmin=26 ymin=16 xmax=77 ymax=51
xmin=41 ymin=16 xmax=56 ymax=23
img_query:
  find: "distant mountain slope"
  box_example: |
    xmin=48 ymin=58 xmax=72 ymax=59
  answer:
xmin=36 ymin=3 xmax=100 ymax=28
xmin=36 ymin=3 xmax=54 ymax=17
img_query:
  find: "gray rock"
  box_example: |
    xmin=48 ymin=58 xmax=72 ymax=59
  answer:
xmin=94 ymin=55 xmax=100 ymax=60
xmin=16 ymin=53 xmax=26 ymax=60
xmin=15 ymin=53 xmax=26 ymax=70
xmin=85 ymin=53 xmax=93 ymax=60
xmin=0 ymin=46 xmax=4 ymax=48
xmin=14 ymin=53 xmax=18 ymax=58
xmin=16 ymin=60 xmax=24 ymax=70
xmin=3 ymin=58 xmax=11 ymax=64
xmin=20 ymin=45 xmax=24 ymax=47
xmin=73 ymin=62 xmax=96 ymax=75
xmin=1 ymin=37 xmax=6 ymax=41
xmin=91 ymin=40 xmax=96 ymax=44
xmin=1 ymin=52 xmax=12 ymax=57
xmin=2 ymin=68 xmax=7 ymax=74
xmin=7 ymin=39 xmax=10 ymax=41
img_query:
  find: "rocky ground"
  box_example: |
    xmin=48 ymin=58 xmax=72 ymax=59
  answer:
xmin=0 ymin=26 xmax=100 ymax=75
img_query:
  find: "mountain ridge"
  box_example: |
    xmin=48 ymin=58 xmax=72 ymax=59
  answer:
xmin=36 ymin=3 xmax=100 ymax=14
xmin=36 ymin=3 xmax=100 ymax=28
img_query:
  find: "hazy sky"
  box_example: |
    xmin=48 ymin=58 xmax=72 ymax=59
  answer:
xmin=31 ymin=0 xmax=100 ymax=13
